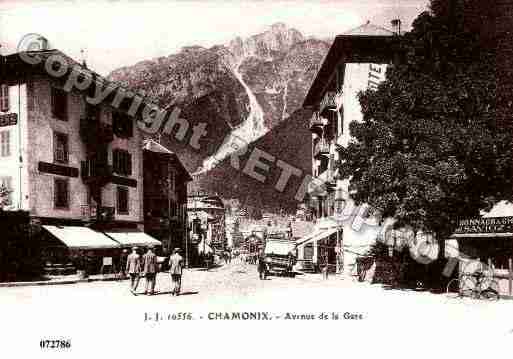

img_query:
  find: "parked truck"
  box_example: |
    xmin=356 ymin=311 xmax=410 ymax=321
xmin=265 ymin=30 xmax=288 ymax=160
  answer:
xmin=263 ymin=233 xmax=296 ymax=277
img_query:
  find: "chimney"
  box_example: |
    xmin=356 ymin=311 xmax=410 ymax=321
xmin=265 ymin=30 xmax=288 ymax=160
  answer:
xmin=80 ymin=48 xmax=87 ymax=68
xmin=391 ymin=19 xmax=402 ymax=35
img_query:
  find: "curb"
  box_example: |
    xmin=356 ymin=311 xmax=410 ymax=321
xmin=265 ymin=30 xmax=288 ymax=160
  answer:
xmin=0 ymin=275 xmax=126 ymax=288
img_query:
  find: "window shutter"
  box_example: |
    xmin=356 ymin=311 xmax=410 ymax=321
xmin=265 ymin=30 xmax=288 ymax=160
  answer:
xmin=53 ymin=132 xmax=58 ymax=162
xmin=120 ymin=151 xmax=125 ymax=175
xmin=113 ymin=149 xmax=119 ymax=174
xmin=51 ymin=88 xmax=58 ymax=118
xmin=127 ymin=153 xmax=132 ymax=175
xmin=0 ymin=85 xmax=9 ymax=112
xmin=1 ymin=131 xmax=10 ymax=157
xmin=127 ymin=118 xmax=133 ymax=138
xmin=54 ymin=179 xmax=58 ymax=207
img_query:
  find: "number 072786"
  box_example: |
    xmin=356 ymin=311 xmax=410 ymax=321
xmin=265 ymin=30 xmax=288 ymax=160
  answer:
xmin=39 ymin=339 xmax=71 ymax=349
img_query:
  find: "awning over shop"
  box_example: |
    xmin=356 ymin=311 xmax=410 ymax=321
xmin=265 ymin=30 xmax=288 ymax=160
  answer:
xmin=450 ymin=232 xmax=513 ymax=239
xmin=42 ymin=225 xmax=120 ymax=250
xmin=104 ymin=230 xmax=162 ymax=248
xmin=296 ymin=227 xmax=339 ymax=247
xmin=197 ymin=239 xmax=213 ymax=254
xmin=192 ymin=211 xmax=215 ymax=221
xmin=445 ymin=239 xmax=459 ymax=258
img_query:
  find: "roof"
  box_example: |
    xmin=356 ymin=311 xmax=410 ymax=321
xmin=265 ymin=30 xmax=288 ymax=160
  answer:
xmin=143 ymin=139 xmax=175 ymax=155
xmin=143 ymin=139 xmax=192 ymax=182
xmin=302 ymin=22 xmax=401 ymax=108
xmin=290 ymin=221 xmax=315 ymax=238
xmin=344 ymin=22 xmax=395 ymax=36
xmin=481 ymin=200 xmax=513 ymax=218
xmin=1 ymin=49 xmax=156 ymax=119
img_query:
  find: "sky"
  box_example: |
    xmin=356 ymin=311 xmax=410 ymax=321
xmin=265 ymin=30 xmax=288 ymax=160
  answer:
xmin=0 ymin=0 xmax=428 ymax=76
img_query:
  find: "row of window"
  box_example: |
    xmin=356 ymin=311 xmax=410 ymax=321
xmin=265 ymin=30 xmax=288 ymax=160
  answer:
xmin=54 ymin=178 xmax=129 ymax=214
xmin=53 ymin=131 xmax=132 ymax=176
xmin=53 ymin=87 xmax=134 ymax=139
xmin=1 ymin=129 xmax=134 ymax=174
xmin=1 ymin=130 xmax=10 ymax=157
xmin=1 ymin=174 xmax=130 ymax=213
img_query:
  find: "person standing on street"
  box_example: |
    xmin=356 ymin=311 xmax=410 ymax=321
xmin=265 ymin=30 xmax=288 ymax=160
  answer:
xmin=169 ymin=248 xmax=184 ymax=296
xmin=142 ymin=246 xmax=158 ymax=295
xmin=120 ymin=249 xmax=128 ymax=278
xmin=257 ymin=251 xmax=267 ymax=280
xmin=126 ymin=247 xmax=141 ymax=295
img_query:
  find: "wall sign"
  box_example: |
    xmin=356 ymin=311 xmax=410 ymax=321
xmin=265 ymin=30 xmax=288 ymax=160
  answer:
xmin=0 ymin=113 xmax=18 ymax=127
xmin=454 ymin=216 xmax=513 ymax=235
xmin=38 ymin=162 xmax=79 ymax=177
xmin=111 ymin=175 xmax=137 ymax=188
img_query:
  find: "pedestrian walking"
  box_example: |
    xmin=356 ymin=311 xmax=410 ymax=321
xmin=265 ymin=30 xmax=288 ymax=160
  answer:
xmin=169 ymin=248 xmax=184 ymax=296
xmin=257 ymin=251 xmax=267 ymax=280
xmin=322 ymin=255 xmax=329 ymax=280
xmin=126 ymin=247 xmax=141 ymax=295
xmin=142 ymin=246 xmax=158 ymax=295
xmin=119 ymin=249 xmax=128 ymax=278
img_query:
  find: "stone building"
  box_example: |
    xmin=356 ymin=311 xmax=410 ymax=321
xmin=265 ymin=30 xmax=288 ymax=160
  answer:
xmin=0 ymin=46 xmax=162 ymax=274
xmin=143 ymin=139 xmax=191 ymax=256
xmin=300 ymin=21 xmax=401 ymax=274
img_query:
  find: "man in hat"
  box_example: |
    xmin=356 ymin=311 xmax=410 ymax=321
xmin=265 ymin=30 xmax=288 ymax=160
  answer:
xmin=169 ymin=248 xmax=184 ymax=296
xmin=119 ymin=248 xmax=129 ymax=278
xmin=142 ymin=245 xmax=158 ymax=295
xmin=126 ymin=247 xmax=141 ymax=294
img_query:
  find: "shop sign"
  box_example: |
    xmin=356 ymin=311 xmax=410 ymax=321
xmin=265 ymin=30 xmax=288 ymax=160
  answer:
xmin=454 ymin=216 xmax=513 ymax=234
xmin=0 ymin=113 xmax=17 ymax=127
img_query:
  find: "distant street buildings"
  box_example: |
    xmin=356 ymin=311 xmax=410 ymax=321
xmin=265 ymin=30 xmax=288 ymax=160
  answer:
xmin=187 ymin=192 xmax=226 ymax=263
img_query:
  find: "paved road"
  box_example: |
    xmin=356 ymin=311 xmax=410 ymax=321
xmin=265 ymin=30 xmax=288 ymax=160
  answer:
xmin=1 ymin=260 xmax=512 ymax=357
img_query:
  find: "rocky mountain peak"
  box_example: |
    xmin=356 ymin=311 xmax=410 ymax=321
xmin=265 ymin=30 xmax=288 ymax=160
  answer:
xmin=228 ymin=22 xmax=305 ymax=62
xmin=108 ymin=23 xmax=331 ymax=210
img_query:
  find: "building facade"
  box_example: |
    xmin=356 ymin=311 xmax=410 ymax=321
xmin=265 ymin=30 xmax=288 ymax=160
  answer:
xmin=301 ymin=22 xmax=401 ymax=274
xmin=143 ymin=139 xmax=191 ymax=255
xmin=0 ymin=48 xmax=166 ymax=275
xmin=187 ymin=192 xmax=226 ymax=257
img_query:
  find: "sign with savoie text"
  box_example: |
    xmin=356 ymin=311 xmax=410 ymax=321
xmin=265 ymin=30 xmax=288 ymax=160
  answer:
xmin=454 ymin=216 xmax=513 ymax=235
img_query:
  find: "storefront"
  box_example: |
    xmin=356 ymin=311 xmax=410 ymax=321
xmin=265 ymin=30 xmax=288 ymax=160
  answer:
xmin=295 ymin=217 xmax=342 ymax=273
xmin=448 ymin=207 xmax=513 ymax=297
xmin=41 ymin=225 xmax=162 ymax=275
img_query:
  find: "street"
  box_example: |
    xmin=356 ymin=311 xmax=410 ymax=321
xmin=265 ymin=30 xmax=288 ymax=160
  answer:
xmin=1 ymin=259 xmax=513 ymax=357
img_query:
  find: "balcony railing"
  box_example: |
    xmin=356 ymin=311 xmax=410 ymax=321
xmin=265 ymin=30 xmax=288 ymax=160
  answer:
xmin=80 ymin=204 xmax=92 ymax=220
xmin=325 ymin=169 xmax=337 ymax=191
xmin=319 ymin=91 xmax=337 ymax=115
xmin=80 ymin=204 xmax=114 ymax=222
xmin=309 ymin=112 xmax=326 ymax=134
xmin=313 ymin=139 xmax=330 ymax=159
xmin=80 ymin=159 xmax=113 ymax=186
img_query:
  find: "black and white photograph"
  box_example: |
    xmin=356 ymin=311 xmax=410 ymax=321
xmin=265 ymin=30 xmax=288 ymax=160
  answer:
xmin=0 ymin=0 xmax=511 ymax=357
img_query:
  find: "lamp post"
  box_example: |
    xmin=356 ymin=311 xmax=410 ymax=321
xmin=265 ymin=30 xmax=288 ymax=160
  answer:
xmin=167 ymin=162 xmax=172 ymax=255
xmin=184 ymin=205 xmax=188 ymax=268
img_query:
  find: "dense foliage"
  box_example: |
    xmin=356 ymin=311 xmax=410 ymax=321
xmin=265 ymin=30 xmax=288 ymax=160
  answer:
xmin=0 ymin=184 xmax=11 ymax=210
xmin=338 ymin=2 xmax=510 ymax=238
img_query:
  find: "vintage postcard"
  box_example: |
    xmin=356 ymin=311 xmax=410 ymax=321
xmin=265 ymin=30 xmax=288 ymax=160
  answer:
xmin=0 ymin=0 xmax=511 ymax=357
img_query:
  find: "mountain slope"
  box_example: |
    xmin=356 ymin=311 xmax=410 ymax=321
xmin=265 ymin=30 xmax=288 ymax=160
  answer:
xmin=108 ymin=23 xmax=329 ymax=212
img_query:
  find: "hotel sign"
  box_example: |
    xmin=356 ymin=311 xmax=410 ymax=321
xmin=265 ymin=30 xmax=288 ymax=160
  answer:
xmin=454 ymin=216 xmax=513 ymax=235
xmin=0 ymin=113 xmax=17 ymax=127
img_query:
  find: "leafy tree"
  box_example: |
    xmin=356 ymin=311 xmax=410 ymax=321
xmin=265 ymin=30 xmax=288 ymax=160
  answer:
xmin=0 ymin=184 xmax=11 ymax=210
xmin=338 ymin=1 xmax=511 ymax=240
